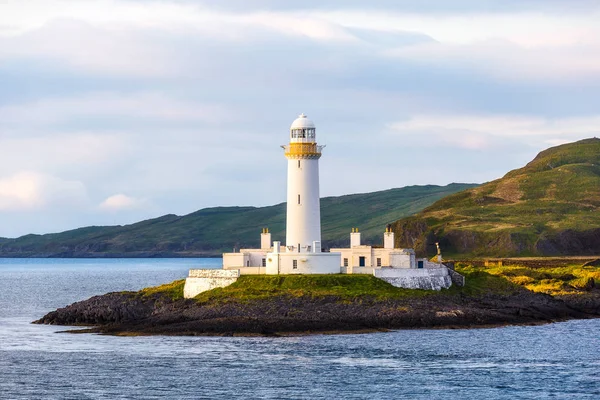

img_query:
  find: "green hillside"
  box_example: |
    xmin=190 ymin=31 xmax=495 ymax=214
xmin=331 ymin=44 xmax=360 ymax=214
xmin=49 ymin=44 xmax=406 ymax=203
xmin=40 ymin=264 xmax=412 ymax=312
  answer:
xmin=392 ymin=138 xmax=600 ymax=257
xmin=0 ymin=183 xmax=476 ymax=257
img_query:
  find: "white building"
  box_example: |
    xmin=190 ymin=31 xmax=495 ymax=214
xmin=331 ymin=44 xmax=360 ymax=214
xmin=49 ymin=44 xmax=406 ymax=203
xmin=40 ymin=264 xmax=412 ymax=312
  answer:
xmin=330 ymin=226 xmax=417 ymax=274
xmin=183 ymin=115 xmax=458 ymax=298
xmin=222 ymin=114 xmax=340 ymax=275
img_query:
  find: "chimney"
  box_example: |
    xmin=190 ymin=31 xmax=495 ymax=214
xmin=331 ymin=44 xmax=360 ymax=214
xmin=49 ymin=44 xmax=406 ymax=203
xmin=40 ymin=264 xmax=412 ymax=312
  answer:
xmin=313 ymin=241 xmax=321 ymax=253
xmin=261 ymin=228 xmax=272 ymax=250
xmin=384 ymin=225 xmax=395 ymax=249
xmin=350 ymin=227 xmax=361 ymax=247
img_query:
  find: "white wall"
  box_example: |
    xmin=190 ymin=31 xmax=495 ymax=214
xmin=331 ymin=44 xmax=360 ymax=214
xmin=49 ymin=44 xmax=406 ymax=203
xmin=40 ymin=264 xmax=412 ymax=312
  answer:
xmin=350 ymin=232 xmax=361 ymax=247
xmin=261 ymin=232 xmax=271 ymax=250
xmin=184 ymin=269 xmax=240 ymax=298
xmin=384 ymin=232 xmax=394 ymax=249
xmin=331 ymin=246 xmax=416 ymax=269
xmin=265 ymin=252 xmax=341 ymax=275
xmin=374 ymin=268 xmax=452 ymax=291
xmin=223 ymin=250 xmax=268 ymax=269
xmin=223 ymin=253 xmax=247 ymax=269
xmin=389 ymin=252 xmax=413 ymax=268
xmin=286 ymin=157 xmax=321 ymax=252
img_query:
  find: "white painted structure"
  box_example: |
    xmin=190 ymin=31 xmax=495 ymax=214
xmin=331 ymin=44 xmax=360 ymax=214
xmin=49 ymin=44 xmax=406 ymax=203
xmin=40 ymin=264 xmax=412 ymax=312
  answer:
xmin=182 ymin=114 xmax=461 ymax=298
xmin=374 ymin=268 xmax=452 ymax=291
xmin=283 ymin=114 xmax=323 ymax=252
xmin=331 ymin=227 xmax=416 ymax=274
xmin=183 ymin=269 xmax=240 ymax=298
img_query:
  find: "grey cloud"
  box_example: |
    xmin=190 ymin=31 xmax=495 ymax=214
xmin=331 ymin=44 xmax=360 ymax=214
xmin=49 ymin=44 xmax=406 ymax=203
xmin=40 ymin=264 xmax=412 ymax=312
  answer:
xmin=155 ymin=0 xmax=600 ymax=14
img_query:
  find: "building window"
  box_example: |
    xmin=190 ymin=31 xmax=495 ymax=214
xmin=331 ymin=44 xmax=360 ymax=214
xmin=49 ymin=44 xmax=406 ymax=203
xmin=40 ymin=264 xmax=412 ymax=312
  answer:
xmin=377 ymin=258 xmax=382 ymax=267
xmin=298 ymin=194 xmax=301 ymax=205
xmin=359 ymin=256 xmax=366 ymax=267
xmin=293 ymin=259 xmax=298 ymax=269
xmin=343 ymin=258 xmax=348 ymax=267
xmin=262 ymin=258 xmax=266 ymax=267
xmin=247 ymin=261 xmax=250 ymax=267
xmin=298 ymin=160 xmax=301 ymax=168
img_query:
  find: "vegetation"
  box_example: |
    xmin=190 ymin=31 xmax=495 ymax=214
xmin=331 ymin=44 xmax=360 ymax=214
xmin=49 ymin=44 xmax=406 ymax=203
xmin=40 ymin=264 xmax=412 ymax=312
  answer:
xmin=139 ymin=267 xmax=536 ymax=304
xmin=0 ymin=183 xmax=476 ymax=257
xmin=392 ymin=138 xmax=600 ymax=257
xmin=139 ymin=279 xmax=185 ymax=300
xmin=193 ymin=275 xmax=433 ymax=303
xmin=456 ymin=263 xmax=599 ymax=296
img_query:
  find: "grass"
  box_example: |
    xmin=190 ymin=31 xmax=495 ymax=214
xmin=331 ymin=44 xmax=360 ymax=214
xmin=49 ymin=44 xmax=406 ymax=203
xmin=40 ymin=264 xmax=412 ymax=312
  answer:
xmin=136 ymin=267 xmax=536 ymax=305
xmin=193 ymin=275 xmax=434 ymax=303
xmin=392 ymin=138 xmax=600 ymax=257
xmin=450 ymin=265 xmax=523 ymax=297
xmin=134 ymin=257 xmax=599 ymax=304
xmin=139 ymin=279 xmax=185 ymax=300
xmin=455 ymin=262 xmax=599 ymax=296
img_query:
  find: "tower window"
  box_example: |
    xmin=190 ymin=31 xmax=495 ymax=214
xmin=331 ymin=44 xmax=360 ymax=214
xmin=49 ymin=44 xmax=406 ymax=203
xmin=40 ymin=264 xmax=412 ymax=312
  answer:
xmin=293 ymin=259 xmax=298 ymax=269
xmin=377 ymin=258 xmax=382 ymax=267
xmin=298 ymin=160 xmax=301 ymax=168
xmin=298 ymin=194 xmax=301 ymax=204
xmin=262 ymin=258 xmax=266 ymax=267
xmin=343 ymin=258 xmax=348 ymax=267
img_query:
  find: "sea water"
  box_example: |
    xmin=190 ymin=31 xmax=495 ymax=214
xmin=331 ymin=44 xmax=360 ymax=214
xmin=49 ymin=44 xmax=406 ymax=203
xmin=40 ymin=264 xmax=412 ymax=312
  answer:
xmin=0 ymin=258 xmax=598 ymax=399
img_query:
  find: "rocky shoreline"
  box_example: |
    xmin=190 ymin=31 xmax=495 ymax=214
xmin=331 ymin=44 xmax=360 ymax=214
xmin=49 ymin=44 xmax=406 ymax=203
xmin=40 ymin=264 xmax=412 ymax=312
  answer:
xmin=34 ymin=285 xmax=600 ymax=336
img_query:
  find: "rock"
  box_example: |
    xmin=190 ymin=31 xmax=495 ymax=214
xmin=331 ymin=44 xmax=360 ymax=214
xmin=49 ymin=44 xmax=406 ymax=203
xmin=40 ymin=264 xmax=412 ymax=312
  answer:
xmin=33 ymin=284 xmax=600 ymax=336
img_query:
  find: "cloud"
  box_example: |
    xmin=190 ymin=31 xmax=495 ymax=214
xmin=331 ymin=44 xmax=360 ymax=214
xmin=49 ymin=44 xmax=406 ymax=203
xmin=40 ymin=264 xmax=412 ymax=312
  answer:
xmin=99 ymin=193 xmax=145 ymax=211
xmin=0 ymin=0 xmax=599 ymax=237
xmin=126 ymin=0 xmax=600 ymax=15
xmin=388 ymin=114 xmax=600 ymax=149
xmin=385 ymin=40 xmax=600 ymax=83
xmin=0 ymin=133 xmax=128 ymax=176
xmin=0 ymin=19 xmax=173 ymax=77
xmin=0 ymin=92 xmax=229 ymax=128
xmin=0 ymin=171 xmax=87 ymax=211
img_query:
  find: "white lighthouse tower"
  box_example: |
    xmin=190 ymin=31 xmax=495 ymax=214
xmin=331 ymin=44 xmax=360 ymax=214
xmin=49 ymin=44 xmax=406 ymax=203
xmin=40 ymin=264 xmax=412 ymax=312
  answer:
xmin=284 ymin=113 xmax=322 ymax=252
xmin=264 ymin=114 xmax=341 ymax=274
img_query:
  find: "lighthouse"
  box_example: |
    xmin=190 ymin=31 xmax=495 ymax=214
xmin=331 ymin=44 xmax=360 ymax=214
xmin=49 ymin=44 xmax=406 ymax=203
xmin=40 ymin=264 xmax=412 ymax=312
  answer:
xmin=283 ymin=114 xmax=323 ymax=253
xmin=183 ymin=113 xmax=450 ymax=298
xmin=263 ymin=114 xmax=341 ymax=274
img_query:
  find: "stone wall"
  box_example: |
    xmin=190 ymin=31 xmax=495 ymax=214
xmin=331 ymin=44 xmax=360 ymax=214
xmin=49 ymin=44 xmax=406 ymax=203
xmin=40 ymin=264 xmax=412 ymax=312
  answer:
xmin=184 ymin=269 xmax=240 ymax=298
xmin=374 ymin=267 xmax=452 ymax=290
xmin=447 ymin=269 xmax=465 ymax=287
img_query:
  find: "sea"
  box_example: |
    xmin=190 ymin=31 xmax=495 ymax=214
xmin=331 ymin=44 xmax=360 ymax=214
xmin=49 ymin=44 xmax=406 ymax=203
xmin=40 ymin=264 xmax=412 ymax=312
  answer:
xmin=0 ymin=258 xmax=598 ymax=399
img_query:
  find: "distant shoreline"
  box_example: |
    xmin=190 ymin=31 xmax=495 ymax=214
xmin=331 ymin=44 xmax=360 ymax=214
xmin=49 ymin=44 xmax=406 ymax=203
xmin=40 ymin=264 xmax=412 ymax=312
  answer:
xmin=0 ymin=252 xmax=223 ymax=259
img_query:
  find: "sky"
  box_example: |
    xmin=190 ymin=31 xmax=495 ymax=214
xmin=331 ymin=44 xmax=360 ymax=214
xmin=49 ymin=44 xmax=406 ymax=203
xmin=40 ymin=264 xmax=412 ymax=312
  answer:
xmin=1 ymin=0 xmax=600 ymax=238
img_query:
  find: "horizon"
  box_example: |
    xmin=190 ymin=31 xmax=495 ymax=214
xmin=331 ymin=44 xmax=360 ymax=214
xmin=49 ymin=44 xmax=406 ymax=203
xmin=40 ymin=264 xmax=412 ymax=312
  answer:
xmin=0 ymin=181 xmax=479 ymax=239
xmin=1 ymin=1 xmax=600 ymax=237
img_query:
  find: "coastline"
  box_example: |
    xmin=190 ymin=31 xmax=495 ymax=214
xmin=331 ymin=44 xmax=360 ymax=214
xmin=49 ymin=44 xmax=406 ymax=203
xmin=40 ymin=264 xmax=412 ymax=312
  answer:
xmin=34 ymin=274 xmax=600 ymax=337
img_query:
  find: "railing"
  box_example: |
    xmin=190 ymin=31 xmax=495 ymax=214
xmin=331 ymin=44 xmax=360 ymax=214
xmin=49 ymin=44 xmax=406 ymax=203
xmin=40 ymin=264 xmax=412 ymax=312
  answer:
xmin=282 ymin=143 xmax=323 ymax=159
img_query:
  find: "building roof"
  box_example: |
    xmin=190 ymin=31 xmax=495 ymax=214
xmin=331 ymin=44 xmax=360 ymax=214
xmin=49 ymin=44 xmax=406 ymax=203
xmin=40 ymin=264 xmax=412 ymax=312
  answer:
xmin=290 ymin=113 xmax=315 ymax=129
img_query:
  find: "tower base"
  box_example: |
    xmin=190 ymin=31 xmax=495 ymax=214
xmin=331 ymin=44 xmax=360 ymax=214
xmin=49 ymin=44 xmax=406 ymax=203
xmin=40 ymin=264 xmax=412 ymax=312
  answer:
xmin=265 ymin=252 xmax=341 ymax=275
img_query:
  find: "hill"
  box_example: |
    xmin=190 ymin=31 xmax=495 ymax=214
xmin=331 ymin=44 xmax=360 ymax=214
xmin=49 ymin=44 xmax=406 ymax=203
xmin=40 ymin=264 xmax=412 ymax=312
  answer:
xmin=0 ymin=183 xmax=476 ymax=257
xmin=391 ymin=138 xmax=600 ymax=257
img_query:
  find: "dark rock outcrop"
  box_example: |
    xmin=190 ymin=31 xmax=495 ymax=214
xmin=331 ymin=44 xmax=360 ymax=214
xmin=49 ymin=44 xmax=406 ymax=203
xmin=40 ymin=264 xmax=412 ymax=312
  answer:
xmin=34 ymin=288 xmax=599 ymax=336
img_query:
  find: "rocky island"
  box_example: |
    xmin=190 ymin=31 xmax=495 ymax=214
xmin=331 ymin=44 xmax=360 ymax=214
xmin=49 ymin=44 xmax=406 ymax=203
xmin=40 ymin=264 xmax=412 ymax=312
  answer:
xmin=35 ymin=261 xmax=600 ymax=336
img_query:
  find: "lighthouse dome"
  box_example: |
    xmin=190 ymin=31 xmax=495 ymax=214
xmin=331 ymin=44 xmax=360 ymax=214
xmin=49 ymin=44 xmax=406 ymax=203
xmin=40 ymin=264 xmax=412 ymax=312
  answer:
xmin=290 ymin=113 xmax=315 ymax=129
